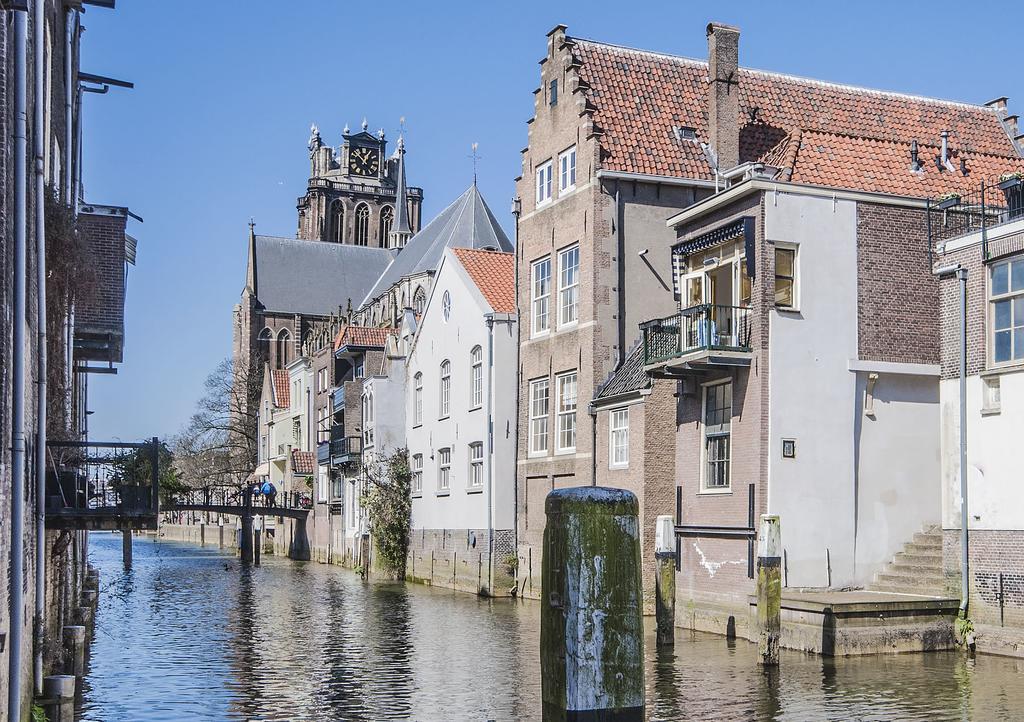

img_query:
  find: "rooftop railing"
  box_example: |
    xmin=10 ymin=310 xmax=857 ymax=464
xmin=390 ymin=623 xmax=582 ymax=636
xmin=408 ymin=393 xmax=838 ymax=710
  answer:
xmin=929 ymin=174 xmax=1024 ymax=259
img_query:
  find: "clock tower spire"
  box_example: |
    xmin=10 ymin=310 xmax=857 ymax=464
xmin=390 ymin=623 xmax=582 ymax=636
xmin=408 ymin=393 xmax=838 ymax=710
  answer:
xmin=390 ymin=134 xmax=413 ymax=249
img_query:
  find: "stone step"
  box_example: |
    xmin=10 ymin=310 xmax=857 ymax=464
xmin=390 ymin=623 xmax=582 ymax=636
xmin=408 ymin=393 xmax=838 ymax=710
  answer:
xmin=887 ymin=561 xmax=943 ymax=577
xmin=905 ymin=540 xmax=942 ymax=555
xmin=893 ymin=551 xmax=943 ymax=565
xmin=869 ymin=581 xmax=945 ymax=597
xmin=875 ymin=571 xmax=944 ymax=588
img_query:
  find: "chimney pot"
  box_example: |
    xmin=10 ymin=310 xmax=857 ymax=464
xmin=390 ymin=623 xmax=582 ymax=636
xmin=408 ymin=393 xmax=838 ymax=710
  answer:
xmin=707 ymin=22 xmax=741 ymax=172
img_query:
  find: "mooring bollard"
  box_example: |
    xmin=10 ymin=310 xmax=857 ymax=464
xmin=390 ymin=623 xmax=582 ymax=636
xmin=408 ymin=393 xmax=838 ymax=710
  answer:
xmin=756 ymin=515 xmax=782 ymax=666
xmin=62 ymin=625 xmax=86 ymax=678
xmin=74 ymin=605 xmax=94 ymax=639
xmin=122 ymin=528 xmax=133 ymax=568
xmin=541 ymin=487 xmax=644 ymax=722
xmin=655 ymin=514 xmax=676 ymax=647
xmin=42 ymin=674 xmax=76 ymax=722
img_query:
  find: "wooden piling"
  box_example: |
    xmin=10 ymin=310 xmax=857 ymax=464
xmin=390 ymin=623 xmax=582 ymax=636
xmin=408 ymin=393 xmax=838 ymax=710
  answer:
xmin=121 ymin=528 xmax=133 ymax=568
xmin=541 ymin=487 xmax=644 ymax=722
xmin=42 ymin=675 xmax=75 ymax=722
xmin=62 ymin=625 xmax=86 ymax=678
xmin=654 ymin=515 xmax=676 ymax=647
xmin=756 ymin=515 xmax=782 ymax=666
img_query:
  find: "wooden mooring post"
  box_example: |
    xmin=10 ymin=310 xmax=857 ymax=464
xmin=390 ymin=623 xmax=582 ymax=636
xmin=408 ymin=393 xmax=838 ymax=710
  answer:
xmin=655 ymin=514 xmax=676 ymax=647
xmin=541 ymin=487 xmax=644 ymax=722
xmin=240 ymin=487 xmax=254 ymax=564
xmin=122 ymin=528 xmax=133 ymax=568
xmin=756 ymin=515 xmax=782 ymax=666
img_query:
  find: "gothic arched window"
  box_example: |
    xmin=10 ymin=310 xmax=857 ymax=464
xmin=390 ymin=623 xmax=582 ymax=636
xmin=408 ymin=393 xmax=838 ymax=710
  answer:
xmin=330 ymin=200 xmax=344 ymax=243
xmin=257 ymin=327 xmax=273 ymax=365
xmin=276 ymin=328 xmax=291 ymax=369
xmin=413 ymin=287 xmax=427 ymax=315
xmin=379 ymin=205 xmax=394 ymax=246
xmin=354 ymin=203 xmax=370 ymax=246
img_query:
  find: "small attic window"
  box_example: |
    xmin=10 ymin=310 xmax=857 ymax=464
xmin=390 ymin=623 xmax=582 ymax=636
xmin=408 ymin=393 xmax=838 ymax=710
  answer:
xmin=673 ymin=126 xmax=697 ymax=142
xmin=549 ymin=79 xmax=558 ymax=106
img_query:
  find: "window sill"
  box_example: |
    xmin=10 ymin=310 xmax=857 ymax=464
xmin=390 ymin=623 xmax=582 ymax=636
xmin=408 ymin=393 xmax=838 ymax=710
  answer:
xmin=609 ymin=463 xmax=629 ymax=471
xmin=438 ymin=415 xmax=450 ymax=422
xmin=557 ymin=321 xmax=579 ymax=332
xmin=435 ymin=490 xmax=450 ymax=497
xmin=469 ymin=405 xmax=482 ymax=412
xmin=560 ymin=184 xmax=577 ymax=195
xmin=411 ymin=492 xmax=423 ymax=499
xmin=555 ymin=448 xmax=577 ymax=456
xmin=531 ymin=330 xmax=551 ymax=340
xmin=412 ymin=423 xmax=423 ymax=429
xmin=774 ymin=306 xmax=801 ymax=314
xmin=527 ymin=451 xmax=548 ymax=459
xmin=698 ymin=487 xmax=733 ymax=496
xmin=536 ymin=199 xmax=552 ymax=209
xmin=982 ymin=361 xmax=1024 ymax=377
xmin=466 ymin=487 xmax=483 ymax=495
xmin=981 ymin=407 xmax=1002 ymax=417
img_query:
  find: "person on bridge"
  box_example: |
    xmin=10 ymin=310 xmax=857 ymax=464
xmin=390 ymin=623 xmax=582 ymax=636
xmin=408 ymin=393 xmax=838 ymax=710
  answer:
xmin=261 ymin=480 xmax=277 ymax=508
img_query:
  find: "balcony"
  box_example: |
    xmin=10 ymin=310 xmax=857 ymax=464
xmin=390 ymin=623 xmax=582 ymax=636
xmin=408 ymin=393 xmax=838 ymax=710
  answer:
xmin=330 ymin=435 xmax=362 ymax=466
xmin=929 ymin=174 xmax=1024 ymax=261
xmin=641 ymin=304 xmax=753 ymax=373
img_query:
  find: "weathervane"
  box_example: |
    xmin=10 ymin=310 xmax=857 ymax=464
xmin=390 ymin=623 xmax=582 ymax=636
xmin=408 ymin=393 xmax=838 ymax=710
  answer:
xmin=469 ymin=142 xmax=481 ymax=185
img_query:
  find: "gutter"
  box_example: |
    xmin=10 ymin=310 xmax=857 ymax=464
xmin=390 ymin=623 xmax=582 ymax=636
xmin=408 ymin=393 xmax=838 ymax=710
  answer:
xmin=596 ymin=168 xmax=718 ymax=189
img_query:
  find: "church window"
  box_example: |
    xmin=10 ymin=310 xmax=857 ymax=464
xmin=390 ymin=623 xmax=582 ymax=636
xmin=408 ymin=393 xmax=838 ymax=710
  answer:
xmin=354 ymin=203 xmax=370 ymax=246
xmin=379 ymin=205 xmax=394 ymax=246
xmin=276 ymin=328 xmax=291 ymax=369
xmin=413 ymin=287 xmax=427 ymax=315
xmin=257 ymin=327 xmax=273 ymax=365
xmin=330 ymin=200 xmax=344 ymax=243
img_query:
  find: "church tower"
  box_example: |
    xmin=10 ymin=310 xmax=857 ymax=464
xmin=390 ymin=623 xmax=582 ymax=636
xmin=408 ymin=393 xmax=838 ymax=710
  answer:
xmin=297 ymin=120 xmax=423 ymax=246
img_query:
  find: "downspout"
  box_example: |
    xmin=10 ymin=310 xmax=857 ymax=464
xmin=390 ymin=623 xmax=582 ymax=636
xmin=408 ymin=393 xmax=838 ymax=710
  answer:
xmin=9 ymin=8 xmax=30 ymax=722
xmin=485 ymin=315 xmax=495 ymax=596
xmin=34 ymin=0 xmax=49 ymax=697
xmin=73 ymin=77 xmax=82 ymax=210
xmin=511 ymin=198 xmax=522 ymax=558
xmin=63 ymin=7 xmax=73 ymax=206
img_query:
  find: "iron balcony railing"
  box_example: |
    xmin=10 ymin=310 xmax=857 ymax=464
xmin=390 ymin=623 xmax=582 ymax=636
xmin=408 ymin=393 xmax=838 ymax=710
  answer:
xmin=928 ymin=175 xmax=1024 ymax=259
xmin=641 ymin=304 xmax=753 ymax=366
xmin=330 ymin=435 xmax=362 ymax=462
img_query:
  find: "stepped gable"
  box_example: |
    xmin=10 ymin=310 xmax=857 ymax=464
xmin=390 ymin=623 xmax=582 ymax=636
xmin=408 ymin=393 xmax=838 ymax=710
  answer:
xmin=360 ymin=185 xmax=513 ymax=308
xmin=253 ymin=235 xmax=394 ymax=315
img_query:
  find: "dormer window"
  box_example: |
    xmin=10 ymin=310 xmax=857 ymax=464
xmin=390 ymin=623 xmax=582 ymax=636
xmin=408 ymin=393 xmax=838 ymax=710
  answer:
xmin=549 ymin=79 xmax=558 ymax=106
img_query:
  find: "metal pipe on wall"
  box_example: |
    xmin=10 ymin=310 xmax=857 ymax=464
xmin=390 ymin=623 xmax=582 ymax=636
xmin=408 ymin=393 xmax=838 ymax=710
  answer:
xmin=485 ymin=316 xmax=495 ymax=596
xmin=9 ymin=8 xmax=30 ymax=721
xmin=63 ymin=7 xmax=73 ymax=205
xmin=34 ymin=0 xmax=50 ymax=697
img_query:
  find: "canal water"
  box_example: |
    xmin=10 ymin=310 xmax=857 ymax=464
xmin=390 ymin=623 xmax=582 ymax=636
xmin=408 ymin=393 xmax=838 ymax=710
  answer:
xmin=79 ymin=534 xmax=1024 ymax=721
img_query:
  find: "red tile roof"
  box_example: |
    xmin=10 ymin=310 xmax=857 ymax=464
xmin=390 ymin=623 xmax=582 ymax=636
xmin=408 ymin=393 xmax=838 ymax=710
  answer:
xmin=333 ymin=324 xmax=395 ymax=352
xmin=452 ymin=248 xmax=516 ymax=313
xmin=271 ymin=369 xmax=290 ymax=408
xmin=568 ymin=38 xmax=1021 ymax=196
xmin=291 ymin=450 xmax=316 ymax=475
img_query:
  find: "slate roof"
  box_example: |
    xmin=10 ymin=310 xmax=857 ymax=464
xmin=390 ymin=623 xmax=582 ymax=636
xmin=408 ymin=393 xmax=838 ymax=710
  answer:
xmin=569 ymin=37 xmax=1021 ymax=196
xmin=593 ymin=341 xmax=650 ymax=402
xmin=453 ymin=248 xmax=516 ymax=314
xmin=333 ymin=324 xmax=395 ymax=352
xmin=271 ymin=369 xmax=290 ymax=408
xmin=291 ymin=450 xmax=316 ymax=475
xmin=254 ymin=235 xmax=394 ymax=315
xmin=360 ymin=185 xmax=513 ymax=308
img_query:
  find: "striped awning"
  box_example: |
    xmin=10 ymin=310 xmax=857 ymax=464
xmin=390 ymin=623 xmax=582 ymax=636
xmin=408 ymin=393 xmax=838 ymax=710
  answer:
xmin=671 ymin=216 xmax=756 ymax=301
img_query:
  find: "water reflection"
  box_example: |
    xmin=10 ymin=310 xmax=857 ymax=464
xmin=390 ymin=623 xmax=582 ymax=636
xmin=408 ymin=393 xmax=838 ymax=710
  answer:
xmin=80 ymin=535 xmax=1024 ymax=721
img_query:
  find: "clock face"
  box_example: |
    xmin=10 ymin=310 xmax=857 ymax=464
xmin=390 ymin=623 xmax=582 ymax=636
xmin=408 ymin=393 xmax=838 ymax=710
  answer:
xmin=349 ymin=146 xmax=380 ymax=177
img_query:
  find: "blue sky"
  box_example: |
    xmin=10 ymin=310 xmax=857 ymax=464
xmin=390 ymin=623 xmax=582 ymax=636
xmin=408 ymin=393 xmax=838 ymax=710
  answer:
xmin=81 ymin=0 xmax=1022 ymax=442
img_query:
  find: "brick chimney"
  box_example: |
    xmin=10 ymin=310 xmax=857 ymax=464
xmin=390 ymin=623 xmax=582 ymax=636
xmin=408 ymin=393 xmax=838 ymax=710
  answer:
xmin=707 ymin=23 xmax=741 ymax=171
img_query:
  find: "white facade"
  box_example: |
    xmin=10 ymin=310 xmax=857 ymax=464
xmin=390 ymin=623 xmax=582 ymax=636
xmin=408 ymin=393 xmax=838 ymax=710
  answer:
xmin=405 ymin=250 xmax=518 ymax=534
xmin=764 ymin=191 xmax=940 ymax=588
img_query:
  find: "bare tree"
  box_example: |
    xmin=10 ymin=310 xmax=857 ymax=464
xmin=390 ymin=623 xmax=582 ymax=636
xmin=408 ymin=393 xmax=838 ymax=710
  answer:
xmin=172 ymin=356 xmax=261 ymax=492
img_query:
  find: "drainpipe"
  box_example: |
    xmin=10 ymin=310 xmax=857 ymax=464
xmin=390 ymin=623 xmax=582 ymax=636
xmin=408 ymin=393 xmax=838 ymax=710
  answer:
xmin=936 ymin=263 xmax=969 ymax=614
xmin=511 ymin=197 xmax=522 ymax=556
xmin=485 ymin=315 xmax=496 ymax=596
xmin=9 ymin=8 xmax=30 ymax=722
xmin=63 ymin=7 xmax=74 ymax=205
xmin=34 ymin=0 xmax=49 ymax=697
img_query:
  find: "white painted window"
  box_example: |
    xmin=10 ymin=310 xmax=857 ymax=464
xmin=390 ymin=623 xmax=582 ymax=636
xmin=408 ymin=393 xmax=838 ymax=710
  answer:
xmin=774 ymin=245 xmax=797 ymax=309
xmin=355 ymin=357 xmax=365 ymax=378
xmin=469 ymin=442 xmax=484 ymax=488
xmin=529 ymin=378 xmax=550 ymax=455
xmin=982 ymin=376 xmax=1001 ymax=414
xmin=470 ymin=346 xmax=483 ymax=409
xmin=411 ymin=454 xmax=423 ymax=495
xmin=558 ymin=245 xmax=579 ymax=327
xmin=317 ymin=469 xmax=328 ymax=503
xmin=536 ymin=160 xmax=553 ymax=205
xmin=442 ymin=290 xmax=452 ymax=322
xmin=991 ymin=257 xmax=1024 ymax=364
xmin=556 ymin=371 xmax=577 ymax=453
xmin=438 ymin=448 xmax=451 ymax=491
xmin=702 ymin=381 xmax=732 ymax=491
xmin=609 ymin=408 xmax=629 ymax=468
xmin=439 ymin=360 xmax=451 ymax=418
xmin=532 ymin=257 xmax=551 ymax=335
xmin=413 ymin=372 xmax=423 ymax=426
xmin=347 ymin=479 xmax=357 ymax=524
xmin=559 ymin=146 xmax=577 ymax=192
xmin=362 ymin=391 xmax=374 ymax=447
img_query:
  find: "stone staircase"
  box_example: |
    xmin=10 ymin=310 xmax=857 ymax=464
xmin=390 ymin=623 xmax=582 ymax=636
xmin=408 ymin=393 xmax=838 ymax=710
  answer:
xmin=868 ymin=526 xmax=946 ymax=597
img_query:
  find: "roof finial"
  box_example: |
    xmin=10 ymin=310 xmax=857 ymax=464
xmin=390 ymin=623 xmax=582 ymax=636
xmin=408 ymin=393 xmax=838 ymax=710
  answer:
xmin=469 ymin=142 xmax=481 ymax=186
xmin=249 ymin=217 xmax=255 ymax=236
xmin=361 ymin=117 xmax=368 ymax=131
xmin=343 ymin=122 xmax=350 ymax=135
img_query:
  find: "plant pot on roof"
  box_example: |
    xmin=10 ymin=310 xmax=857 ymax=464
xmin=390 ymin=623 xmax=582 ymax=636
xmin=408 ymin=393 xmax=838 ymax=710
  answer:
xmin=936 ymin=192 xmax=962 ymax=210
xmin=997 ymin=171 xmax=1024 ymax=191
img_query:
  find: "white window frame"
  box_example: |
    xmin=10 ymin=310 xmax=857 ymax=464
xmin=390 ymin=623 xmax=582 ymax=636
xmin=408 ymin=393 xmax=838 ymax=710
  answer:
xmin=609 ymin=407 xmax=629 ymax=469
xmin=556 ymin=371 xmax=577 ymax=454
xmin=439 ymin=360 xmax=451 ymax=418
xmin=529 ymin=378 xmax=550 ymax=456
xmin=773 ymin=242 xmax=799 ymax=311
xmin=700 ymin=380 xmax=732 ymax=493
xmin=470 ymin=346 xmax=483 ymax=409
xmin=317 ymin=469 xmax=328 ymax=503
xmin=411 ymin=454 xmax=423 ymax=496
xmin=559 ymin=146 xmax=577 ymax=192
xmin=438 ymin=448 xmax=451 ymax=492
xmin=989 ymin=256 xmax=1024 ymax=366
xmin=536 ymin=159 xmax=553 ymax=206
xmin=531 ymin=256 xmax=552 ymax=336
xmin=362 ymin=390 xmax=374 ymax=447
xmin=558 ymin=244 xmax=579 ymax=327
xmin=413 ymin=372 xmax=423 ymax=426
xmin=468 ymin=442 xmax=484 ymax=489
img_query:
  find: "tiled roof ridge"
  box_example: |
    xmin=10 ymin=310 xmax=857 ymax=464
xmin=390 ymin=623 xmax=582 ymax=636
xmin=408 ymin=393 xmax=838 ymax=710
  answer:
xmin=570 ymin=36 xmax=1002 ymax=112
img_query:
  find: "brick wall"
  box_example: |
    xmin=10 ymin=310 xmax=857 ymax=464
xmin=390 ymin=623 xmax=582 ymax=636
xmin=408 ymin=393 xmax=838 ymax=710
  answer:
xmin=857 ymin=203 xmax=939 ymax=364
xmin=937 ymin=243 xmax=987 ymax=379
xmin=944 ymin=529 xmax=1024 ymax=628
xmin=76 ymin=208 xmax=127 ymax=360
xmin=406 ymin=527 xmax=516 ymax=596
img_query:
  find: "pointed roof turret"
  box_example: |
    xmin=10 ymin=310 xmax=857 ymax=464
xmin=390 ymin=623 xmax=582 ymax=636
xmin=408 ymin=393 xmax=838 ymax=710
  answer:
xmin=390 ymin=134 xmax=413 ymax=248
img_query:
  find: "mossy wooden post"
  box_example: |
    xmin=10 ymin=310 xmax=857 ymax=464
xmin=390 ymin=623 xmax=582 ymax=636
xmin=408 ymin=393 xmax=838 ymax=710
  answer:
xmin=756 ymin=515 xmax=781 ymax=666
xmin=240 ymin=487 xmax=254 ymax=564
xmin=42 ymin=675 xmax=75 ymax=721
xmin=655 ymin=514 xmax=676 ymax=647
xmin=62 ymin=625 xmax=86 ymax=678
xmin=121 ymin=528 xmax=133 ymax=568
xmin=541 ymin=487 xmax=644 ymax=722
